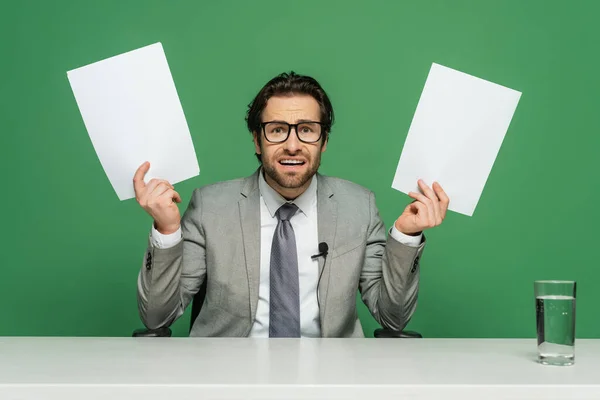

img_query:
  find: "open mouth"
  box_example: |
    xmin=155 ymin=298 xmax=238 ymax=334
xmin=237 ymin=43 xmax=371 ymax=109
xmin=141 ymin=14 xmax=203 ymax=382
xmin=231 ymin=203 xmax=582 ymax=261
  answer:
xmin=279 ymin=159 xmax=306 ymax=167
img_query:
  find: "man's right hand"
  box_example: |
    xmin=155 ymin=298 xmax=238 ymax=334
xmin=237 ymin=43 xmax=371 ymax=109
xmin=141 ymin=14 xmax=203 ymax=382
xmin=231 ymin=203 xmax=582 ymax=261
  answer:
xmin=133 ymin=161 xmax=182 ymax=235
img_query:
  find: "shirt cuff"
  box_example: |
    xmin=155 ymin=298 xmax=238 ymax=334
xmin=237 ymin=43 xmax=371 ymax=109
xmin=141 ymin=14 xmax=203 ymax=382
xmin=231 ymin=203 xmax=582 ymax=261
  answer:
xmin=389 ymin=226 xmax=423 ymax=248
xmin=151 ymin=225 xmax=182 ymax=249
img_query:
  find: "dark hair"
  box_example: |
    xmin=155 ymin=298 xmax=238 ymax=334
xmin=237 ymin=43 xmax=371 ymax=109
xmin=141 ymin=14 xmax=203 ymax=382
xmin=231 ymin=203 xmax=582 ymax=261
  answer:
xmin=245 ymin=72 xmax=334 ymax=161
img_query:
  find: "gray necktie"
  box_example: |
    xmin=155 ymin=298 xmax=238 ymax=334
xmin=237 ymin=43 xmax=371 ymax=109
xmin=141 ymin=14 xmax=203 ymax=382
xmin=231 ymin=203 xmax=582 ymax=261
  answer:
xmin=269 ymin=203 xmax=301 ymax=337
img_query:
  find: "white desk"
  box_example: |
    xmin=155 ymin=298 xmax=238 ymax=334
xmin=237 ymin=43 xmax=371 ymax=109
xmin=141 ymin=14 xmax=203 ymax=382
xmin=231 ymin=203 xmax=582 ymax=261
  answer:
xmin=0 ymin=337 xmax=598 ymax=399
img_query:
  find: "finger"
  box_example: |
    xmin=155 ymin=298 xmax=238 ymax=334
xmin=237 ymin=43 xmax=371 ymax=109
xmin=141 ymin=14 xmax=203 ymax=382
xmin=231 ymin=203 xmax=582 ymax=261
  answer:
xmin=133 ymin=162 xmax=150 ymax=194
xmin=149 ymin=182 xmax=172 ymax=198
xmin=408 ymin=191 xmax=435 ymax=227
xmin=407 ymin=200 xmax=428 ymax=216
xmin=433 ymin=182 xmax=450 ymax=220
xmin=164 ymin=189 xmax=182 ymax=204
xmin=146 ymin=179 xmax=174 ymax=194
xmin=172 ymin=190 xmax=182 ymax=203
xmin=405 ymin=201 xmax=428 ymax=232
xmin=417 ymin=180 xmax=441 ymax=224
xmin=154 ymin=189 xmax=182 ymax=205
xmin=148 ymin=179 xmax=174 ymax=190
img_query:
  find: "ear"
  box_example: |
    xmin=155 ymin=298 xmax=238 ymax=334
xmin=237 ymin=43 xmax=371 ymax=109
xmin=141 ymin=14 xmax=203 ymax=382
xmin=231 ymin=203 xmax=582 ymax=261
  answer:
xmin=321 ymin=135 xmax=328 ymax=153
xmin=253 ymin=132 xmax=262 ymax=155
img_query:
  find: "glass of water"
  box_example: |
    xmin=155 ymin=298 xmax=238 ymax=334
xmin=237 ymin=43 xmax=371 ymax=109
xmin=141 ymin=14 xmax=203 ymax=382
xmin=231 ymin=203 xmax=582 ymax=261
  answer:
xmin=534 ymin=280 xmax=576 ymax=366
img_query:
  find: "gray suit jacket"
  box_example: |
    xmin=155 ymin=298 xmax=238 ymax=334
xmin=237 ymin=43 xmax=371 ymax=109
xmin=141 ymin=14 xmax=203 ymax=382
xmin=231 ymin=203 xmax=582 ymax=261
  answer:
xmin=137 ymin=170 xmax=425 ymax=337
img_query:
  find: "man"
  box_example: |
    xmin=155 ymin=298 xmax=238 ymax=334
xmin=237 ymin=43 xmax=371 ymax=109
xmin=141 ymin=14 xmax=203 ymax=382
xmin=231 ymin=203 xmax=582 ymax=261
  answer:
xmin=135 ymin=72 xmax=449 ymax=337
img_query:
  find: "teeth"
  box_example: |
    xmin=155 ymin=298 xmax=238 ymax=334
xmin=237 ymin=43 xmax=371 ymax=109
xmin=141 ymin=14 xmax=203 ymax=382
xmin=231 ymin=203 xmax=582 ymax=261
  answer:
xmin=280 ymin=160 xmax=303 ymax=165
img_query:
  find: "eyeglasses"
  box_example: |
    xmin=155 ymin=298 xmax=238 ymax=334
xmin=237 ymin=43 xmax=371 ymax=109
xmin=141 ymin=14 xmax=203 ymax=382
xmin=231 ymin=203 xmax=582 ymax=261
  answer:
xmin=260 ymin=121 xmax=323 ymax=143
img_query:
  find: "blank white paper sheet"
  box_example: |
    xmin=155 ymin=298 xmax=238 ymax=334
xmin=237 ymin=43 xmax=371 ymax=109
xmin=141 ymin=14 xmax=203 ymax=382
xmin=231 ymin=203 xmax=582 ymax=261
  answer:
xmin=67 ymin=42 xmax=200 ymax=200
xmin=392 ymin=63 xmax=521 ymax=216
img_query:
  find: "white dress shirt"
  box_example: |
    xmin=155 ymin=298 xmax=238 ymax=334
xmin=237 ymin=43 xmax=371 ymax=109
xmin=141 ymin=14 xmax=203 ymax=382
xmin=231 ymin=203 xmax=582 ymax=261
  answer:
xmin=151 ymin=172 xmax=423 ymax=337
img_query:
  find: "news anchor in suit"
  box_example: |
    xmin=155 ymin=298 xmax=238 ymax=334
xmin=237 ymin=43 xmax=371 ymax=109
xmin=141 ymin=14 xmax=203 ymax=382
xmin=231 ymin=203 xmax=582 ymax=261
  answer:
xmin=135 ymin=72 xmax=449 ymax=337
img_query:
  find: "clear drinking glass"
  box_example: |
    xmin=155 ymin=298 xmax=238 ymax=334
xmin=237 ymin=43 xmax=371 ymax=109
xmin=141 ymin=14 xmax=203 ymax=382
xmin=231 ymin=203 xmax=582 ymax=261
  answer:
xmin=534 ymin=280 xmax=576 ymax=366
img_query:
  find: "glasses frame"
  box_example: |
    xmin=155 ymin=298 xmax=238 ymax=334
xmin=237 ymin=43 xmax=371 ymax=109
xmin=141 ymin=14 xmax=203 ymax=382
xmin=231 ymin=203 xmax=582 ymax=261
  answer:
xmin=260 ymin=120 xmax=324 ymax=144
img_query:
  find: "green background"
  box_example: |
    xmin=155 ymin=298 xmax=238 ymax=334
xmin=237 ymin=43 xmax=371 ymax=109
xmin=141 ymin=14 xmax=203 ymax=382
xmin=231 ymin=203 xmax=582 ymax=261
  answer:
xmin=2 ymin=0 xmax=598 ymax=338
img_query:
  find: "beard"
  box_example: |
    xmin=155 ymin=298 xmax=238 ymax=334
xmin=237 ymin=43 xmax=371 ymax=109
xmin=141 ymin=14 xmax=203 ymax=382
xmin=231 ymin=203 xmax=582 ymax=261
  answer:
xmin=262 ymin=150 xmax=321 ymax=190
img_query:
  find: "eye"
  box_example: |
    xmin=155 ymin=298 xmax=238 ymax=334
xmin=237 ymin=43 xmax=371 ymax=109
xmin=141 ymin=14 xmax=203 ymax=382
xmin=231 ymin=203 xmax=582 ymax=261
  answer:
xmin=266 ymin=123 xmax=288 ymax=135
xmin=299 ymin=125 xmax=314 ymax=133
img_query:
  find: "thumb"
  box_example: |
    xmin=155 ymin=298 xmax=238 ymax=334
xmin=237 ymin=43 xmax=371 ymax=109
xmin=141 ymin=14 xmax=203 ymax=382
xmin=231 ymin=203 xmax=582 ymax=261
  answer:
xmin=133 ymin=161 xmax=150 ymax=193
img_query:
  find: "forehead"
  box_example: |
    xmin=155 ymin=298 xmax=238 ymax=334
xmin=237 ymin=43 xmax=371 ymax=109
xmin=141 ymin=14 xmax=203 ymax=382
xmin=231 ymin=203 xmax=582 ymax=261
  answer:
xmin=262 ymin=95 xmax=321 ymax=122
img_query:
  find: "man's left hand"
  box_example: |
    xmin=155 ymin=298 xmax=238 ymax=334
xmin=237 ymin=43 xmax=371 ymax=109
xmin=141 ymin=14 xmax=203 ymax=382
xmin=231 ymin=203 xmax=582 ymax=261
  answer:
xmin=394 ymin=180 xmax=450 ymax=236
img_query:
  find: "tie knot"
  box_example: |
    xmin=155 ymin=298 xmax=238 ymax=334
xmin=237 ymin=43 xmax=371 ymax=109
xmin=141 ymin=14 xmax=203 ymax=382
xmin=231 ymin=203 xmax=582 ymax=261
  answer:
xmin=276 ymin=203 xmax=298 ymax=221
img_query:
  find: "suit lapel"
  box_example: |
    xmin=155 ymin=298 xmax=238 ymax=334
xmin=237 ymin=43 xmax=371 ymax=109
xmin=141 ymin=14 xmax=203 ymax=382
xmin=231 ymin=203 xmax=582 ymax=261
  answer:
xmin=316 ymin=174 xmax=338 ymax=330
xmin=239 ymin=170 xmax=261 ymax=322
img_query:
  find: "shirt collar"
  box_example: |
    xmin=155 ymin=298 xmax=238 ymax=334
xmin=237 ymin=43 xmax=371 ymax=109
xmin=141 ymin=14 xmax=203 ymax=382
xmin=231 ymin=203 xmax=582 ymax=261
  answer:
xmin=258 ymin=168 xmax=317 ymax=218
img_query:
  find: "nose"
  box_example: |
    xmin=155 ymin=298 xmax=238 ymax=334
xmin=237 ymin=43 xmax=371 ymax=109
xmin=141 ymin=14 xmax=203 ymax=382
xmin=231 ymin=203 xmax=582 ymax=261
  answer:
xmin=283 ymin=126 xmax=301 ymax=153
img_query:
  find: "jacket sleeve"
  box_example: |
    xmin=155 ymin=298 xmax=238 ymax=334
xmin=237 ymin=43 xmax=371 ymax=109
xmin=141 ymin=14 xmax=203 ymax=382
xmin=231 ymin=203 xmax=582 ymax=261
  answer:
xmin=358 ymin=191 xmax=425 ymax=331
xmin=137 ymin=188 xmax=206 ymax=329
